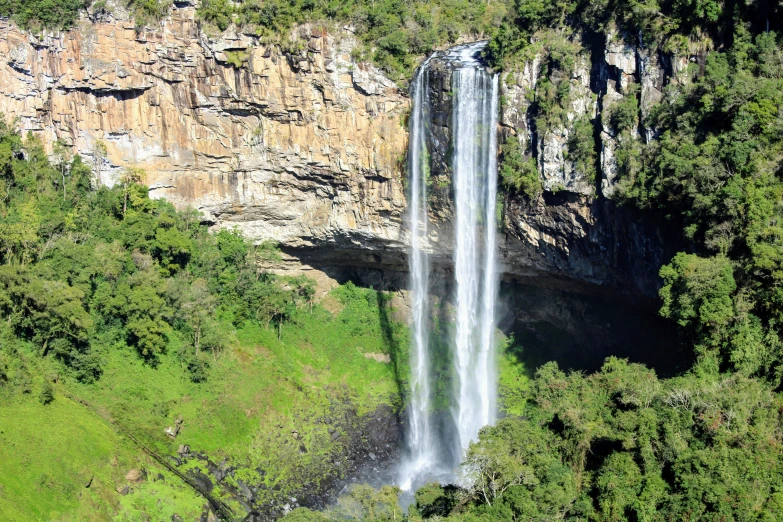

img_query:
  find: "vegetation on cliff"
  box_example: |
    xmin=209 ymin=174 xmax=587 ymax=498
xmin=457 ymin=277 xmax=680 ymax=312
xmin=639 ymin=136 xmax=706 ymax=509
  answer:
xmin=196 ymin=0 xmax=507 ymax=78
xmin=1 ymin=1 xmax=782 ymax=521
xmin=0 ymin=0 xmax=172 ymax=30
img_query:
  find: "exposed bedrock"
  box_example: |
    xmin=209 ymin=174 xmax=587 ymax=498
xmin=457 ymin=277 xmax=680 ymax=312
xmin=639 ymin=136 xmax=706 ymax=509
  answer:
xmin=0 ymin=5 xmax=688 ymax=299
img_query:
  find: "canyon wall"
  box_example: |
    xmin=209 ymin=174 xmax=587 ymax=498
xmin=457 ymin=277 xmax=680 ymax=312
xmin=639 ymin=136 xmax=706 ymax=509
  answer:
xmin=0 ymin=2 xmax=409 ymax=253
xmin=0 ymin=4 xmax=684 ymax=298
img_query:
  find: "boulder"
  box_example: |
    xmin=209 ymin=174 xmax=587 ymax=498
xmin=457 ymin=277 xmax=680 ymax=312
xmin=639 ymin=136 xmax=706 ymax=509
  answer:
xmin=125 ymin=468 xmax=144 ymax=483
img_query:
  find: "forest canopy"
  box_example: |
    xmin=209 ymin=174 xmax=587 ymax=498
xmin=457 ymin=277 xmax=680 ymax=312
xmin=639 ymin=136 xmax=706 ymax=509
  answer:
xmin=0 ymin=120 xmax=313 ymax=388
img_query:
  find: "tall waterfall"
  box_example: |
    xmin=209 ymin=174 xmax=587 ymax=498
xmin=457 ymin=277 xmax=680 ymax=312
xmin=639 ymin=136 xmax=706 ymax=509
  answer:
xmin=451 ymin=51 xmax=500 ymax=454
xmin=399 ymin=42 xmax=499 ymax=491
xmin=398 ymin=58 xmax=437 ymax=492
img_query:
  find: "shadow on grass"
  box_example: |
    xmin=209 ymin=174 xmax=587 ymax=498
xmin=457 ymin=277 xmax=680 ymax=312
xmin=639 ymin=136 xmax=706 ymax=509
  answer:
xmin=376 ymin=290 xmax=406 ymax=403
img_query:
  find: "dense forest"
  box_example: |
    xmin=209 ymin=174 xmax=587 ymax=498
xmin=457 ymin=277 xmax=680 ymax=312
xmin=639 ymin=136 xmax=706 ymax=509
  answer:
xmin=0 ymin=0 xmax=783 ymax=520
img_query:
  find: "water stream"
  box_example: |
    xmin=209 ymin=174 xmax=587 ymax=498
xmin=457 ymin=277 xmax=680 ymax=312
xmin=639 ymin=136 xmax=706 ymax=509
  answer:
xmin=399 ymin=42 xmax=500 ymax=491
xmin=398 ymin=55 xmax=437 ymax=492
xmin=451 ymin=48 xmax=500 ymax=454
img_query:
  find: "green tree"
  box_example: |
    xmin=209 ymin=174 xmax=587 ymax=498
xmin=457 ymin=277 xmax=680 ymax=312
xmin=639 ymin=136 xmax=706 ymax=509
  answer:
xmin=659 ymin=253 xmax=736 ymax=335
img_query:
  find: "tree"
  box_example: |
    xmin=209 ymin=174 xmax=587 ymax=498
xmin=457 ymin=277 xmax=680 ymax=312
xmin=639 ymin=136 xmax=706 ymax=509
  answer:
xmin=659 ymin=253 xmax=736 ymax=338
xmin=119 ymin=166 xmax=146 ymax=217
xmin=0 ymin=266 xmax=93 ymax=371
xmin=291 ymin=275 xmax=316 ymax=312
xmin=153 ymin=226 xmax=192 ymax=274
xmin=216 ymin=227 xmax=248 ymax=266
xmin=182 ymin=278 xmax=216 ymax=356
xmin=103 ymin=280 xmax=171 ymax=359
xmin=92 ymin=139 xmax=107 ymax=190
xmin=461 ymin=417 xmax=578 ymax=517
xmin=246 ymin=279 xmax=295 ymax=340
xmin=52 ymin=139 xmax=72 ymax=199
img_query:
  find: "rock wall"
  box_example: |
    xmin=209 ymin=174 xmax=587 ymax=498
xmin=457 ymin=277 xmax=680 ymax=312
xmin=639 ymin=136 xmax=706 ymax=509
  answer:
xmin=492 ymin=28 xmax=701 ymax=295
xmin=0 ymin=7 xmax=686 ymax=298
xmin=0 ymin=2 xmax=409 ymax=253
xmin=499 ymin=26 xmax=699 ymax=198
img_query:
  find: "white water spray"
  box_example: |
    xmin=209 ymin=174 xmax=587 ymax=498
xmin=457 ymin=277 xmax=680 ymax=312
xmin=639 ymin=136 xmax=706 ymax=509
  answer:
xmin=399 ymin=42 xmax=499 ymax=491
xmin=398 ymin=58 xmax=437 ymax=492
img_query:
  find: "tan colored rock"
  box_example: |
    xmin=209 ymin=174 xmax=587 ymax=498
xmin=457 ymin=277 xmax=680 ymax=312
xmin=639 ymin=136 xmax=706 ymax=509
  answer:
xmin=0 ymin=4 xmax=409 ymax=252
xmin=364 ymin=352 xmax=391 ymax=364
xmin=125 ymin=468 xmax=143 ymax=483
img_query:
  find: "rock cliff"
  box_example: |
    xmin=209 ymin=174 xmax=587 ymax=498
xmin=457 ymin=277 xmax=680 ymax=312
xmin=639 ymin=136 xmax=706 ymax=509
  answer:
xmin=0 ymin=3 xmax=409 ymax=253
xmin=0 ymin=7 xmax=682 ymax=298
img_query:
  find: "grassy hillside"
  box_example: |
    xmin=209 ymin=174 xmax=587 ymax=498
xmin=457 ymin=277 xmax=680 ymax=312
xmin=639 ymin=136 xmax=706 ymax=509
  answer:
xmin=0 ymin=397 xmax=205 ymax=520
xmin=0 ymin=282 xmax=410 ymax=520
xmin=0 ymin=120 xmax=415 ymax=519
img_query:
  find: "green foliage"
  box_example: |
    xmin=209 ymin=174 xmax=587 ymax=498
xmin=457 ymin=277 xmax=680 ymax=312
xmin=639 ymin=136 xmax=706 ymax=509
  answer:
xmin=414 ymin=483 xmax=459 ymax=518
xmin=38 ymin=380 xmax=54 ymax=405
xmin=660 ymin=253 xmax=736 ymax=331
xmin=224 ymin=49 xmax=249 ymax=68
xmin=499 ymin=134 xmax=542 ymax=199
xmin=123 ymin=0 xmax=171 ymax=28
xmin=198 ymin=0 xmax=509 ymax=79
xmin=462 ymin=418 xmax=578 ymax=518
xmin=0 ymin=397 xmax=204 ymax=520
xmin=567 ymin=114 xmax=597 ymax=183
xmin=329 ymin=484 xmax=403 ymax=520
xmin=616 ymin=31 xmax=783 ymax=380
xmin=445 ymin=358 xmax=783 ymax=521
xmin=487 ymin=0 xmax=782 ymax=68
xmin=0 ymin=118 xmax=410 ymax=519
xmin=0 ymin=0 xmax=171 ymax=30
xmin=0 ymin=0 xmax=88 ymax=30
xmin=197 ymin=0 xmax=233 ymax=31
xmin=607 ymin=86 xmax=639 ymax=135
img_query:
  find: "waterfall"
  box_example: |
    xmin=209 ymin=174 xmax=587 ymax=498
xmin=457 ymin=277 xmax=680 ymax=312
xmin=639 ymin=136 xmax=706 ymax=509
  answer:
xmin=399 ymin=42 xmax=499 ymax=491
xmin=451 ymin=53 xmax=500 ymax=453
xmin=398 ymin=58 xmax=437 ymax=492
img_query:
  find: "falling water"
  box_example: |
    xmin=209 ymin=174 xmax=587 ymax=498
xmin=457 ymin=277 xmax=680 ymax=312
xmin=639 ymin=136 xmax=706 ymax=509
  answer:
xmin=398 ymin=58 xmax=437 ymax=492
xmin=399 ymin=42 xmax=499 ymax=491
xmin=451 ymin=49 xmax=500 ymax=453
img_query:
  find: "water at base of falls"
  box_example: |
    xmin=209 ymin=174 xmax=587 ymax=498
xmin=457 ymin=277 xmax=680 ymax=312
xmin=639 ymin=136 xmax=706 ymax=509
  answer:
xmin=398 ymin=42 xmax=500 ymax=492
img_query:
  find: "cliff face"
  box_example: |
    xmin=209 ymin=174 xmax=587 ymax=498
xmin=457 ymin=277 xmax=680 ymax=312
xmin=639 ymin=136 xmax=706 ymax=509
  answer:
xmin=0 ymin=3 xmax=409 ymax=251
xmin=0 ymin=7 xmax=677 ymax=298
xmin=492 ymin=28 xmax=698 ymax=296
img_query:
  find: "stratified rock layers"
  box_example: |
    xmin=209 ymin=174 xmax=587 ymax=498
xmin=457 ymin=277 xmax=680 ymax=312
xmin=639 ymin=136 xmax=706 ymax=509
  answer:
xmin=0 ymin=5 xmax=408 ymax=251
xmin=0 ymin=9 xmax=683 ymax=297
